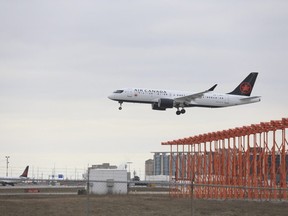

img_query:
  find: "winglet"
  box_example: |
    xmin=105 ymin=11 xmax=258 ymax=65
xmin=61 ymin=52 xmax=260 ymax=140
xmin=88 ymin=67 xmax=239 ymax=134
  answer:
xmin=208 ymin=84 xmax=217 ymax=91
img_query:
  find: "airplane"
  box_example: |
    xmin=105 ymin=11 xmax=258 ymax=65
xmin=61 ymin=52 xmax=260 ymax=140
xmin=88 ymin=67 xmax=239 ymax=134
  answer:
xmin=0 ymin=166 xmax=29 ymax=186
xmin=108 ymin=72 xmax=261 ymax=115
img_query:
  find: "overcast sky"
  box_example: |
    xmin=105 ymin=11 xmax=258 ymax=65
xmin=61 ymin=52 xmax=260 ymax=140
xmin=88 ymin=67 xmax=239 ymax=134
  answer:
xmin=0 ymin=0 xmax=287 ymax=179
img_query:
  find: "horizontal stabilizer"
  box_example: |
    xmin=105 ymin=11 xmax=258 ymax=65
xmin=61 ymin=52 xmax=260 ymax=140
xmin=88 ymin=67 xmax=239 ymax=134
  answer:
xmin=240 ymin=96 xmax=261 ymax=101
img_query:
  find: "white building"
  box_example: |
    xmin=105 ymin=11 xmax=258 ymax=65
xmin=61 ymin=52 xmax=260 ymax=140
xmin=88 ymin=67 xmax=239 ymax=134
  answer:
xmin=88 ymin=169 xmax=127 ymax=195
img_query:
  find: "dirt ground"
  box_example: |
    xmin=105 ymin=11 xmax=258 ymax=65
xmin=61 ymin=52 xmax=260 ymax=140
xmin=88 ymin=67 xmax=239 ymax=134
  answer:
xmin=0 ymin=194 xmax=287 ymax=216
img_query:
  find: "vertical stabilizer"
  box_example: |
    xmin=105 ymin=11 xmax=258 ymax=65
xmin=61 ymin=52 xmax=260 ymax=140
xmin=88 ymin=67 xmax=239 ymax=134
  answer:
xmin=20 ymin=166 xmax=29 ymax=178
xmin=228 ymin=72 xmax=258 ymax=96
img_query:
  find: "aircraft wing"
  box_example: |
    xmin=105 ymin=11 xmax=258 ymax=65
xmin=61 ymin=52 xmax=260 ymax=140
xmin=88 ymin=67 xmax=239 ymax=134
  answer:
xmin=174 ymin=84 xmax=217 ymax=104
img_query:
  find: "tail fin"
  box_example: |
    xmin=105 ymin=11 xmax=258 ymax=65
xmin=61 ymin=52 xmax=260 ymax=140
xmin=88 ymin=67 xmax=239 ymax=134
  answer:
xmin=20 ymin=166 xmax=29 ymax=178
xmin=228 ymin=72 xmax=258 ymax=96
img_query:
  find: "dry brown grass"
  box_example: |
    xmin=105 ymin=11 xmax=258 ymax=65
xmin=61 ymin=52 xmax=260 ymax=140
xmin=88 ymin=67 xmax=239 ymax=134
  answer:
xmin=0 ymin=194 xmax=287 ymax=216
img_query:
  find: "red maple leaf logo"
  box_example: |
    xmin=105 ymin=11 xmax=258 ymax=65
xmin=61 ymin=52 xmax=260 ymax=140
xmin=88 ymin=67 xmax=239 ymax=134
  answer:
xmin=240 ymin=82 xmax=251 ymax=94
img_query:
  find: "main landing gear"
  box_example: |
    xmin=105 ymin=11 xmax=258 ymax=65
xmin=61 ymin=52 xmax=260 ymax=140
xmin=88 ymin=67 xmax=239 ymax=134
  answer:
xmin=118 ymin=102 xmax=123 ymax=110
xmin=176 ymin=108 xmax=186 ymax=115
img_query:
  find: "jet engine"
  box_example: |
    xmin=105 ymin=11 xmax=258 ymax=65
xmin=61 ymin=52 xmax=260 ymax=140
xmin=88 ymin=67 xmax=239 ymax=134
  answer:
xmin=158 ymin=98 xmax=174 ymax=108
xmin=151 ymin=103 xmax=166 ymax=110
xmin=152 ymin=98 xmax=175 ymax=110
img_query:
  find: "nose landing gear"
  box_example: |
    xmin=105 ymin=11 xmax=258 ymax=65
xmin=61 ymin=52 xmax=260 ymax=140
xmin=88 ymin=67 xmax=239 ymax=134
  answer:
xmin=118 ymin=102 xmax=123 ymax=110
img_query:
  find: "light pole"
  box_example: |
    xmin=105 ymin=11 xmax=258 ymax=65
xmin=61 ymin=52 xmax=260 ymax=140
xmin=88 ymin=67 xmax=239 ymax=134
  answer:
xmin=127 ymin=162 xmax=132 ymax=180
xmin=5 ymin=156 xmax=10 ymax=177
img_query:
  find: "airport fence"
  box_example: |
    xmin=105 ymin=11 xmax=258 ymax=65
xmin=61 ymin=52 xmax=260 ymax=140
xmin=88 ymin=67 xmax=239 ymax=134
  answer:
xmin=1 ymin=178 xmax=287 ymax=201
xmin=84 ymin=179 xmax=288 ymax=201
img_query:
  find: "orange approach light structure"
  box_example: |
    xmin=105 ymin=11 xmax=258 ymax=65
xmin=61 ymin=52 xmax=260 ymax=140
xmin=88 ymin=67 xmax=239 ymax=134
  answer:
xmin=162 ymin=118 xmax=288 ymax=200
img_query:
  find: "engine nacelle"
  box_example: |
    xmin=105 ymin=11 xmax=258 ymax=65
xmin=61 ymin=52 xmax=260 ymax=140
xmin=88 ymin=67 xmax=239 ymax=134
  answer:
xmin=151 ymin=99 xmax=175 ymax=110
xmin=158 ymin=98 xmax=174 ymax=108
xmin=151 ymin=103 xmax=166 ymax=111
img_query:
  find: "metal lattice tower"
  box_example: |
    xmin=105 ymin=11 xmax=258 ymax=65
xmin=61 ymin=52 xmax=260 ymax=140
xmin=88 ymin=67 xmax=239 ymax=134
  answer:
xmin=162 ymin=118 xmax=288 ymax=200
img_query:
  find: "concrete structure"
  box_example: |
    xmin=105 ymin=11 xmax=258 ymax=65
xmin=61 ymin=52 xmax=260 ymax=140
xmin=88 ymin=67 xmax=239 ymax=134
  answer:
xmin=88 ymin=168 xmax=127 ymax=195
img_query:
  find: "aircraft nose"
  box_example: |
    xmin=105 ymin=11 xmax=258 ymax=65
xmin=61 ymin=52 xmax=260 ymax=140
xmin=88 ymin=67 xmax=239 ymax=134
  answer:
xmin=108 ymin=94 xmax=114 ymax=100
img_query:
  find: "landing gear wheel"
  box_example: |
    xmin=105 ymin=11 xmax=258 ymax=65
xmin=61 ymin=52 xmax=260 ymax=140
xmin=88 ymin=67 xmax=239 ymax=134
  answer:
xmin=118 ymin=102 xmax=123 ymax=110
xmin=176 ymin=108 xmax=186 ymax=115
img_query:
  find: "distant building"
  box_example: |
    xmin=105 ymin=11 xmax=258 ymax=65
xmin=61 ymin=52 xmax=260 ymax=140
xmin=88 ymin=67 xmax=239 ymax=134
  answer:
xmin=91 ymin=163 xmax=117 ymax=169
xmin=83 ymin=163 xmax=118 ymax=180
xmin=148 ymin=151 xmax=288 ymax=183
xmin=153 ymin=152 xmax=177 ymax=176
xmin=145 ymin=159 xmax=154 ymax=177
xmin=145 ymin=152 xmax=177 ymax=178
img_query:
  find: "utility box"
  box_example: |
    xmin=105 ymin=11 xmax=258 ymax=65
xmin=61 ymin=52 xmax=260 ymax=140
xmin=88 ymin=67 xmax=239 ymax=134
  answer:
xmin=88 ymin=169 xmax=127 ymax=195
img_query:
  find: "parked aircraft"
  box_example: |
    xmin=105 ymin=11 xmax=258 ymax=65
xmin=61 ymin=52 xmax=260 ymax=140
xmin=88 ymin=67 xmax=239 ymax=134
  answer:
xmin=0 ymin=166 xmax=29 ymax=186
xmin=108 ymin=72 xmax=261 ymax=115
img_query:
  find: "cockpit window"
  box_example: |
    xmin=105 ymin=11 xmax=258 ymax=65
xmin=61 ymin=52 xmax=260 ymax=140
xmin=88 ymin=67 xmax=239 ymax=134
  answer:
xmin=113 ymin=90 xmax=124 ymax=93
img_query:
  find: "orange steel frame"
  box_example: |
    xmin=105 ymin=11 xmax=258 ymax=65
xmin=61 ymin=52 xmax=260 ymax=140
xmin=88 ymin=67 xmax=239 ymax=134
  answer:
xmin=162 ymin=118 xmax=288 ymax=200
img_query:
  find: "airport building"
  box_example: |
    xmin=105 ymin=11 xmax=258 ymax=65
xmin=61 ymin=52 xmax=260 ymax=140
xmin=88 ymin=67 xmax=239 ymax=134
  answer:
xmin=88 ymin=169 xmax=127 ymax=195
xmin=86 ymin=163 xmax=127 ymax=195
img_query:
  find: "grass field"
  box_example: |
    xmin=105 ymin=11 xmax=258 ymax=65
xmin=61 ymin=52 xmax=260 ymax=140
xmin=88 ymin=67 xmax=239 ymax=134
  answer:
xmin=0 ymin=194 xmax=287 ymax=216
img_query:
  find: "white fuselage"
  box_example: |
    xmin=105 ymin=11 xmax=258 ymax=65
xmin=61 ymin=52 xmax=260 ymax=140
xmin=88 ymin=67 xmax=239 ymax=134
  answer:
xmin=108 ymin=88 xmax=261 ymax=108
xmin=0 ymin=177 xmax=27 ymax=186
